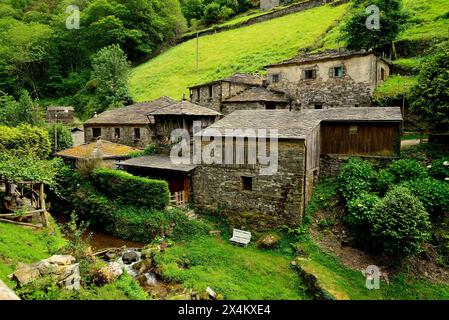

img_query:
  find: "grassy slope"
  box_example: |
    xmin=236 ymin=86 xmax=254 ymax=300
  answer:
xmin=321 ymin=0 xmax=449 ymax=48
xmin=129 ymin=3 xmax=348 ymax=102
xmin=0 ymin=221 xmax=66 ymax=286
xmin=154 ymin=236 xmax=309 ymax=300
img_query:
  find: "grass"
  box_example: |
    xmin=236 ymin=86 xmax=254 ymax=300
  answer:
xmin=153 ymin=236 xmax=310 ymax=300
xmin=394 ymin=57 xmax=423 ymax=70
xmin=129 ymin=3 xmax=348 ymax=102
xmin=374 ymin=75 xmax=418 ymax=98
xmin=400 ymin=0 xmax=449 ymax=42
xmin=0 ymin=220 xmax=66 ymax=287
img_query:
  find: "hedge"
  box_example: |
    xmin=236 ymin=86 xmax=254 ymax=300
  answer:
xmin=91 ymin=168 xmax=170 ymax=210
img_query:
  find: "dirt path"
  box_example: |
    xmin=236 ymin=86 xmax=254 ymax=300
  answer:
xmin=401 ymin=139 xmax=422 ymax=150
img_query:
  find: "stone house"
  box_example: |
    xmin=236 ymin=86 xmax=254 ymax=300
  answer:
xmin=83 ymin=97 xmax=175 ymax=148
xmin=46 ymin=106 xmax=75 ymax=124
xmin=192 ymin=107 xmax=402 ymax=230
xmin=222 ymin=87 xmax=290 ymax=114
xmin=260 ymin=0 xmax=280 ymax=11
xmin=118 ymin=100 xmax=221 ymax=204
xmin=56 ymin=139 xmax=139 ymax=167
xmin=189 ymin=73 xmax=264 ymax=112
xmin=266 ymin=50 xmax=392 ymax=109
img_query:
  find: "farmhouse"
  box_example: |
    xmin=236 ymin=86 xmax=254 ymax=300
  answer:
xmin=189 ymin=73 xmax=264 ymax=112
xmin=222 ymin=87 xmax=290 ymax=114
xmin=192 ymin=107 xmax=402 ymax=230
xmin=83 ymin=97 xmax=175 ymax=148
xmin=266 ymin=49 xmax=392 ymax=109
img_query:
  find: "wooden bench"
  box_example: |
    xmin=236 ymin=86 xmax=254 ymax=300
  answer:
xmin=230 ymin=229 xmax=252 ymax=246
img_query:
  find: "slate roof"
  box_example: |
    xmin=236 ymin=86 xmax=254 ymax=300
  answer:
xmin=189 ymin=73 xmax=264 ymax=89
xmin=267 ymin=49 xmax=392 ymax=68
xmin=47 ymin=106 xmax=74 ymax=111
xmin=199 ymin=107 xmax=403 ymax=140
xmin=118 ymin=155 xmax=197 ymax=172
xmin=148 ymin=100 xmax=221 ymax=116
xmin=84 ymin=97 xmax=175 ymax=125
xmin=56 ymin=140 xmax=139 ymax=160
xmin=224 ymin=87 xmax=289 ymax=103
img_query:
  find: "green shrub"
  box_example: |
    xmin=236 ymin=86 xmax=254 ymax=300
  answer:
xmin=91 ymin=168 xmax=170 ymax=210
xmin=403 ymin=178 xmax=449 ymax=216
xmin=338 ymin=158 xmax=375 ymax=201
xmin=371 ymin=186 xmax=431 ymax=259
xmin=377 ymin=169 xmax=395 ymax=193
xmin=386 ymin=159 xmax=428 ymax=183
xmin=48 ymin=124 xmax=73 ymax=152
xmin=106 ymin=206 xmax=210 ymax=243
xmin=0 ymin=124 xmax=51 ymax=158
xmin=428 ymin=158 xmax=449 ymax=181
xmin=344 ymin=193 xmax=380 ymax=245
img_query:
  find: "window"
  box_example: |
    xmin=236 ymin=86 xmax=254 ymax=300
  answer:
xmin=304 ymin=69 xmax=316 ymax=80
xmin=92 ymin=128 xmax=101 ymax=138
xmin=208 ymin=85 xmax=213 ymax=98
xmin=332 ymin=66 xmax=344 ymax=78
xmin=197 ymin=88 xmax=200 ymax=100
xmin=381 ymin=67 xmax=386 ymax=81
xmin=134 ymin=128 xmax=141 ymax=140
xmin=272 ymin=74 xmax=280 ymax=83
xmin=315 ymin=105 xmax=323 ymax=110
xmin=266 ymin=102 xmax=276 ymax=110
xmin=349 ymin=125 xmax=358 ymax=135
xmin=114 ymin=128 xmax=121 ymax=139
xmin=241 ymin=176 xmax=253 ymax=191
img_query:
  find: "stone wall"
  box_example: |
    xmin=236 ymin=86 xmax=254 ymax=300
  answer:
xmin=84 ymin=125 xmax=153 ymax=149
xmin=319 ymin=154 xmax=395 ymax=177
xmin=192 ymin=140 xmax=306 ymax=230
xmin=221 ymin=101 xmax=288 ymax=115
xmin=261 ymin=0 xmax=280 ymax=11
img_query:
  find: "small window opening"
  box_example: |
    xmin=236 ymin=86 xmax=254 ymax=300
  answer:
xmin=349 ymin=125 xmax=358 ymax=135
xmin=208 ymin=85 xmax=213 ymax=98
xmin=92 ymin=128 xmax=101 ymax=138
xmin=241 ymin=176 xmax=253 ymax=191
xmin=315 ymin=104 xmax=323 ymax=110
xmin=304 ymin=69 xmax=316 ymax=80
xmin=272 ymin=74 xmax=280 ymax=83
xmin=134 ymin=128 xmax=141 ymax=140
xmin=333 ymin=66 xmax=344 ymax=78
xmin=114 ymin=128 xmax=121 ymax=139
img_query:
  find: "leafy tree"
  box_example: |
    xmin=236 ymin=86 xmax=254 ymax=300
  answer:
xmin=340 ymin=0 xmax=408 ymax=52
xmin=370 ymin=186 xmax=431 ymax=259
xmin=410 ymin=41 xmax=449 ymax=131
xmin=203 ymin=2 xmax=221 ymax=24
xmin=91 ymin=44 xmax=131 ymax=112
xmin=0 ymin=124 xmax=52 ymax=158
xmin=0 ymin=90 xmax=42 ymax=126
xmin=48 ymin=123 xmax=74 ymax=152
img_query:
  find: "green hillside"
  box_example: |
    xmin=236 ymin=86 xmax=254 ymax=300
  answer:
xmin=129 ymin=3 xmax=348 ymax=102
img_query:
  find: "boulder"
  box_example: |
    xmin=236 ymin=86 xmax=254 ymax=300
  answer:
xmin=93 ymin=262 xmax=123 ymax=285
xmin=11 ymin=263 xmax=41 ymax=287
xmin=0 ymin=280 xmax=20 ymax=300
xmin=42 ymin=255 xmax=76 ymax=266
xmin=122 ymin=251 xmax=139 ymax=265
xmin=256 ymin=233 xmax=281 ymax=250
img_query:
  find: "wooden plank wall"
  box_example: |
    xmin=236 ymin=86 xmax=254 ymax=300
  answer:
xmin=320 ymin=122 xmax=400 ymax=157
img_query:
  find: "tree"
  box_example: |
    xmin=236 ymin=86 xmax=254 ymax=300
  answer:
xmin=91 ymin=44 xmax=131 ymax=112
xmin=409 ymin=41 xmax=449 ymax=132
xmin=370 ymin=186 xmax=431 ymax=259
xmin=48 ymin=123 xmax=74 ymax=152
xmin=340 ymin=0 xmax=408 ymax=52
xmin=0 ymin=90 xmax=42 ymax=127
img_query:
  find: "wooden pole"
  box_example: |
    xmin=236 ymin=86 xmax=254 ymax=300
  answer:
xmin=39 ymin=183 xmax=48 ymax=227
xmin=0 ymin=218 xmax=40 ymax=228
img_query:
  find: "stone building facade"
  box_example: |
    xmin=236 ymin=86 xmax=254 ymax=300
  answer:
xmin=222 ymin=87 xmax=290 ymax=114
xmin=192 ymin=107 xmax=402 ymax=231
xmin=46 ymin=106 xmax=75 ymax=124
xmin=189 ymin=74 xmax=264 ymax=112
xmin=83 ymin=97 xmax=175 ymax=148
xmin=266 ymin=50 xmax=391 ymax=109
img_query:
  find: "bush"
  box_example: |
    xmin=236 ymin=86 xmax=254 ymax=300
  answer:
xmin=344 ymin=193 xmax=380 ymax=245
xmin=48 ymin=124 xmax=73 ymax=152
xmin=428 ymin=158 xmax=449 ymax=181
xmin=370 ymin=186 xmax=431 ymax=259
xmin=91 ymin=168 xmax=170 ymax=210
xmin=403 ymin=178 xmax=449 ymax=216
xmin=0 ymin=124 xmax=51 ymax=158
xmin=105 ymin=206 xmax=210 ymax=243
xmin=377 ymin=169 xmax=395 ymax=193
xmin=338 ymin=158 xmax=375 ymax=201
xmin=386 ymin=159 xmax=428 ymax=183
